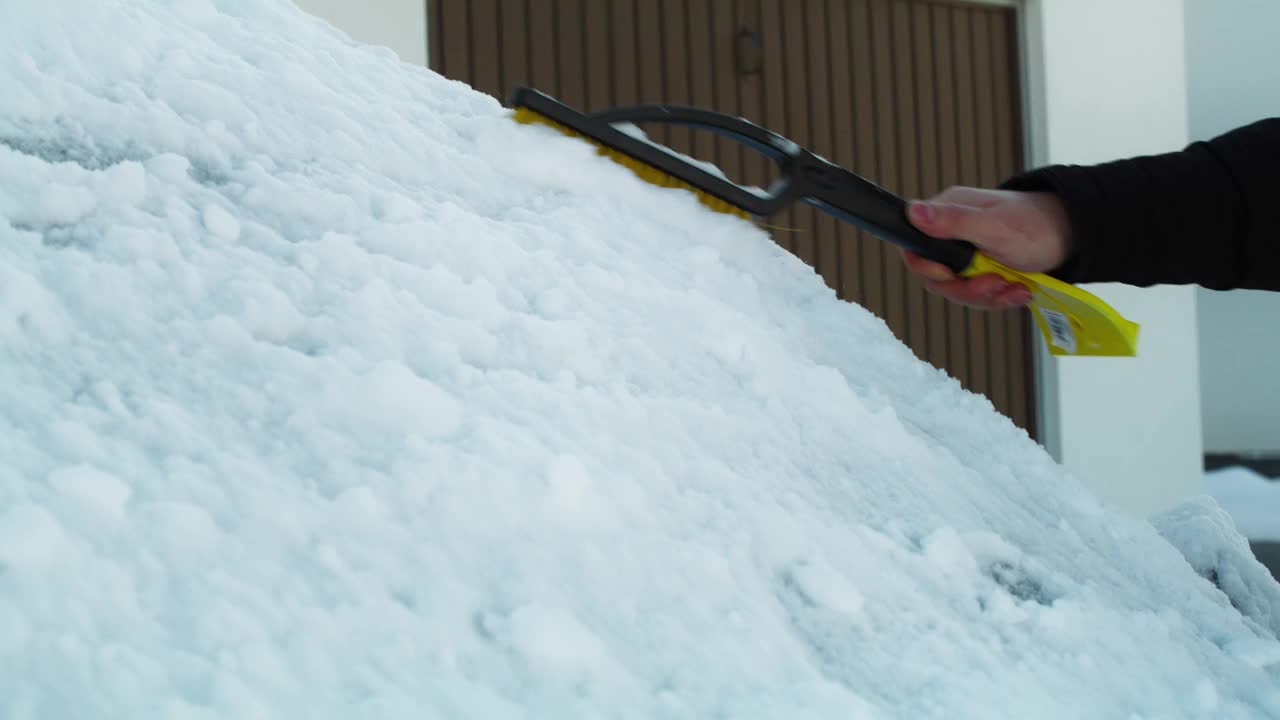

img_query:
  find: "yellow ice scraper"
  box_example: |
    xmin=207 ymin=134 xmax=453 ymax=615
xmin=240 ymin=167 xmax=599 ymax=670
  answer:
xmin=508 ymin=87 xmax=1139 ymax=357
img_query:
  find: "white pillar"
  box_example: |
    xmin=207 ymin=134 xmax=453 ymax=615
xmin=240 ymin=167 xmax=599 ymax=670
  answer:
xmin=1023 ymin=0 xmax=1203 ymax=517
xmin=1185 ymin=0 xmax=1280 ymax=455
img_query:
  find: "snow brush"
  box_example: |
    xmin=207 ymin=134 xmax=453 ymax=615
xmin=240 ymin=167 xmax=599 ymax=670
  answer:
xmin=508 ymin=86 xmax=1139 ymax=357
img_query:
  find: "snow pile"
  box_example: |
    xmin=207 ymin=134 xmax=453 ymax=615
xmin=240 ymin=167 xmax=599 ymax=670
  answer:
xmin=0 ymin=2 xmax=1278 ymax=718
xmin=1206 ymin=465 xmax=1280 ymax=542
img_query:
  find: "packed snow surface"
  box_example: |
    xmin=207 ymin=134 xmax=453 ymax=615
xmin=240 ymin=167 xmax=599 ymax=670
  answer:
xmin=1 ymin=1 xmax=1278 ymax=718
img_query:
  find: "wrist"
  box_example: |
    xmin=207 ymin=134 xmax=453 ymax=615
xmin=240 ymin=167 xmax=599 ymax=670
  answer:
xmin=1000 ymin=166 xmax=1095 ymax=283
xmin=1027 ymin=191 xmax=1072 ymax=271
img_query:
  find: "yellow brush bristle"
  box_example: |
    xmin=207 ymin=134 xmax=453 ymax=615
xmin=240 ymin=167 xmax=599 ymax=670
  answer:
xmin=512 ymin=106 xmax=753 ymax=221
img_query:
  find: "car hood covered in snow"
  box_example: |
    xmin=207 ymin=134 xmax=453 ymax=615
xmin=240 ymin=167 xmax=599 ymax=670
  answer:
xmin=0 ymin=1 xmax=1277 ymax=718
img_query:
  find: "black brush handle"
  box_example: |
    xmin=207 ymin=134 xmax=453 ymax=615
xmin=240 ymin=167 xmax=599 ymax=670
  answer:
xmin=511 ymin=87 xmax=978 ymax=272
xmin=588 ymin=104 xmax=793 ymax=161
xmin=799 ymin=162 xmax=977 ymax=274
xmin=600 ymin=101 xmax=978 ymax=272
xmin=511 ymin=87 xmax=790 ymax=216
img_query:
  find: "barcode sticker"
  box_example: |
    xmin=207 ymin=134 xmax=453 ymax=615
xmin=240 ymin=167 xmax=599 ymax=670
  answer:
xmin=1038 ymin=307 xmax=1077 ymax=354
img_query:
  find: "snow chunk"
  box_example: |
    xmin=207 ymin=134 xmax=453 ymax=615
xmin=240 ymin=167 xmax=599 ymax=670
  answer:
xmin=0 ymin=504 xmax=72 ymax=571
xmin=0 ymin=260 xmax=67 ymax=342
xmin=145 ymin=153 xmax=192 ymax=184
xmin=786 ymin=556 xmax=866 ymax=618
xmin=96 ymin=161 xmax=148 ymax=207
xmin=507 ymin=604 xmax=629 ymax=686
xmin=201 ymin=203 xmax=241 ymax=242
xmin=38 ymin=183 xmax=97 ymax=224
xmin=547 ymin=454 xmax=591 ymax=511
xmin=49 ymin=464 xmax=131 ymax=523
xmin=1152 ymin=495 xmax=1280 ymax=639
xmin=315 ymin=362 xmax=464 ymax=439
xmin=137 ymin=501 xmax=223 ymax=560
xmin=1226 ymin=638 xmax=1280 ymax=670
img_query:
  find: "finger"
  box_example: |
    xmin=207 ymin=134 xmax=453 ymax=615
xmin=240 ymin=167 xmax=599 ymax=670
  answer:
xmin=908 ymin=200 xmax=987 ymax=242
xmin=930 ymin=186 xmax=1002 ymax=208
xmin=924 ymin=274 xmax=1015 ymax=309
xmin=990 ymin=283 xmax=1034 ymax=307
xmin=923 ymin=280 xmax=1001 ymax=309
xmin=900 ymin=249 xmax=955 ymax=281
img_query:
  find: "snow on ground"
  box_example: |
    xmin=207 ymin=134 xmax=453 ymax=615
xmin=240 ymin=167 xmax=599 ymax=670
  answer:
xmin=0 ymin=1 xmax=1278 ymax=718
xmin=1206 ymin=465 xmax=1280 ymax=542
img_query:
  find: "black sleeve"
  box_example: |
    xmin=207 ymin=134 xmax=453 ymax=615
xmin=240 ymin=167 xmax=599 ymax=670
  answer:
xmin=998 ymin=118 xmax=1280 ymax=291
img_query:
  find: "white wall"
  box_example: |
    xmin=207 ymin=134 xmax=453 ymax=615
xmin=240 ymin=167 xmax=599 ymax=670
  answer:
xmin=290 ymin=0 xmax=427 ymax=67
xmin=1023 ymin=0 xmax=1203 ymax=517
xmin=1184 ymin=0 xmax=1280 ymax=455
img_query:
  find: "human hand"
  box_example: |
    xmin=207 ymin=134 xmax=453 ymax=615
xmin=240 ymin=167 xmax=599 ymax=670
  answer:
xmin=902 ymin=186 xmax=1071 ymax=309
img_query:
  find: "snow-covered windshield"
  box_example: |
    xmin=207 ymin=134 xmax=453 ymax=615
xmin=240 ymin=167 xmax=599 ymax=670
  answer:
xmin=0 ymin=2 xmax=1276 ymax=718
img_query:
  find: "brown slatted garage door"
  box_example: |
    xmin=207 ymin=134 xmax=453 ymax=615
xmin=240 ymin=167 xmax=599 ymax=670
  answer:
xmin=429 ymin=0 xmax=1035 ymax=437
